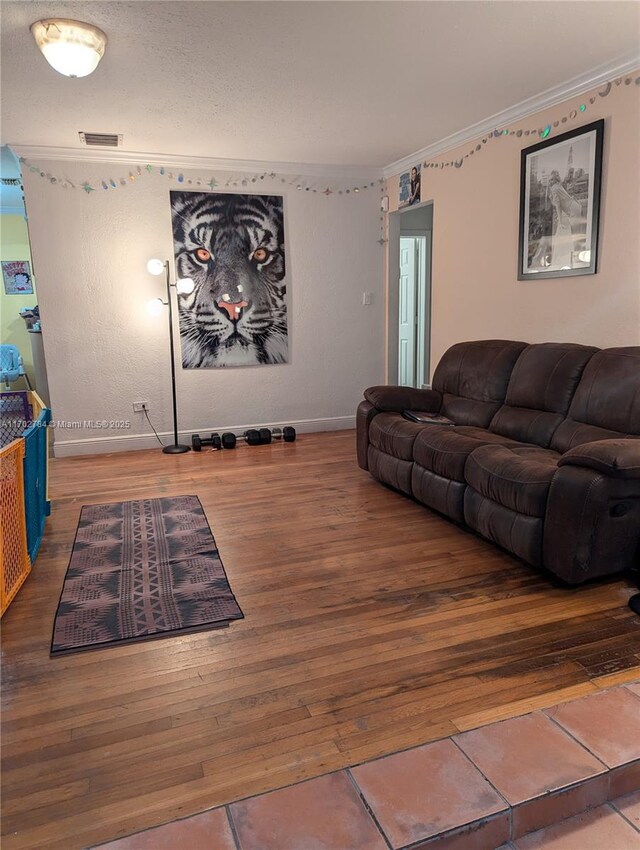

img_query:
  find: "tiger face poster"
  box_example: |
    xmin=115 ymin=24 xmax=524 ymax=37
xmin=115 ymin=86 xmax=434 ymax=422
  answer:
xmin=170 ymin=191 xmax=287 ymax=368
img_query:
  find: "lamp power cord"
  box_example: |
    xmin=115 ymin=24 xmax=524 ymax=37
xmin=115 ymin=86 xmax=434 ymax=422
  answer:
xmin=143 ymin=407 xmax=165 ymax=447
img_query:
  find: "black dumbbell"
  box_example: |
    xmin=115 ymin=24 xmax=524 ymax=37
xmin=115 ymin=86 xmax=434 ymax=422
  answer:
xmin=272 ymin=426 xmax=296 ymax=443
xmin=243 ymin=428 xmax=272 ymax=445
xmin=192 ymin=432 xmax=222 ymax=451
xmin=259 ymin=428 xmax=272 ymax=444
xmin=222 ymin=428 xmax=262 ymax=449
xmin=221 ymin=432 xmax=237 ymax=449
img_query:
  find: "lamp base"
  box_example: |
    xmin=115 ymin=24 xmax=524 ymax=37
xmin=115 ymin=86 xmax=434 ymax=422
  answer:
xmin=162 ymin=444 xmax=191 ymax=454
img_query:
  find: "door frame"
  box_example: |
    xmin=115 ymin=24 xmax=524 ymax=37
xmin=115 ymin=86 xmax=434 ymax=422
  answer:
xmin=387 ymin=200 xmax=433 ymax=387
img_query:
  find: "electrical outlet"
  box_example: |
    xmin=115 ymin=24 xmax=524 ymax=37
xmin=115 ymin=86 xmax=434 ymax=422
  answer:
xmin=133 ymin=401 xmax=149 ymax=412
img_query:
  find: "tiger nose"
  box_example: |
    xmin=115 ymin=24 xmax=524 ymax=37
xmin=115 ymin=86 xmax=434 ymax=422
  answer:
xmin=217 ymin=297 xmax=249 ymax=321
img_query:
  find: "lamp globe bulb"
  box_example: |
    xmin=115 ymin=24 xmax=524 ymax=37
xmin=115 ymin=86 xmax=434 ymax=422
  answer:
xmin=147 ymin=258 xmax=165 ymax=276
xmin=146 ymin=297 xmax=164 ymax=316
xmin=176 ymin=277 xmax=195 ymax=295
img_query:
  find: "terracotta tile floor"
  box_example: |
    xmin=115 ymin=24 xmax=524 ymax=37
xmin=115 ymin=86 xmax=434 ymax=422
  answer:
xmin=455 ymin=712 xmax=608 ymax=838
xmin=512 ymin=804 xmax=639 ymax=849
xmin=544 ymin=687 xmax=640 ymax=768
xmin=229 ymin=772 xmax=388 ymax=850
xmin=97 ymin=808 xmax=236 ymax=850
xmin=350 ymin=738 xmax=508 ymax=848
xmin=612 ymin=790 xmax=640 ymax=830
xmin=96 ymin=684 xmax=640 ymax=850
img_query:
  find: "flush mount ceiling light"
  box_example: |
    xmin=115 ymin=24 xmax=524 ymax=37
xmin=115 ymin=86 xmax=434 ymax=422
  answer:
xmin=30 ymin=19 xmax=107 ymax=78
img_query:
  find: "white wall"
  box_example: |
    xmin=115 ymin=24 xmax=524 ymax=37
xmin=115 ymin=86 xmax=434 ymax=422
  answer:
xmin=22 ymin=160 xmax=384 ymax=455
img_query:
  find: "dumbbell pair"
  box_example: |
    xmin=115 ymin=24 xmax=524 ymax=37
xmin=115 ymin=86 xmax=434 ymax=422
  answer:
xmin=191 ymin=426 xmax=296 ymax=451
xmin=192 ymin=432 xmax=237 ymax=451
xmin=243 ymin=427 xmax=296 ymax=445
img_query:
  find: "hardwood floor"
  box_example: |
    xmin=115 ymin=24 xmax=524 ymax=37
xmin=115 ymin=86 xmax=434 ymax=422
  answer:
xmin=1 ymin=430 xmax=639 ymax=850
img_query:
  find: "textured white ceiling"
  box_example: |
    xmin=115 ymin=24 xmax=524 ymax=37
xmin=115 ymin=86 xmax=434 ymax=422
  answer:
xmin=1 ymin=1 xmax=638 ymax=167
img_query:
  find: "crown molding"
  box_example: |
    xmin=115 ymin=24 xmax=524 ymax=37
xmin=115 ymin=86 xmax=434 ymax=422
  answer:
xmin=9 ymin=144 xmax=382 ymax=180
xmin=383 ymin=52 xmax=640 ymax=178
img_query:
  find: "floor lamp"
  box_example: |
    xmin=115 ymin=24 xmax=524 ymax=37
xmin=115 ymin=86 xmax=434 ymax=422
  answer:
xmin=147 ymin=258 xmax=193 ymax=454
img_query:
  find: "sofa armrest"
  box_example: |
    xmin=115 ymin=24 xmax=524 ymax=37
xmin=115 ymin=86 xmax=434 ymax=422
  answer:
xmin=559 ymin=439 xmax=640 ymax=479
xmin=363 ymin=385 xmax=442 ymax=414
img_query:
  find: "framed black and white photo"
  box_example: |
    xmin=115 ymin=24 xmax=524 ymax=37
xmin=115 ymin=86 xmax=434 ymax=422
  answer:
xmin=399 ymin=163 xmax=421 ymax=208
xmin=518 ymin=119 xmax=604 ymax=280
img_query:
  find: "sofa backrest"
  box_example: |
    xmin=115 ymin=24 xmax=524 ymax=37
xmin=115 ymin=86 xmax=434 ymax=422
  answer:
xmin=551 ymin=347 xmax=640 ymax=452
xmin=489 ymin=343 xmax=598 ymax=448
xmin=432 ymin=340 xmax=527 ymax=427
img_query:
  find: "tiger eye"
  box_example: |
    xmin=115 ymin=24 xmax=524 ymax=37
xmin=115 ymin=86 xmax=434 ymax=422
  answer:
xmin=195 ymin=248 xmax=211 ymax=262
xmin=253 ymin=248 xmax=268 ymax=263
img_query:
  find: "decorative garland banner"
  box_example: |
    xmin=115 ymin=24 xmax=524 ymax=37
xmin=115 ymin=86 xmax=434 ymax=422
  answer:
xmin=374 ymin=73 xmax=639 ymax=246
xmin=418 ymin=75 xmax=639 ymax=171
xmin=18 ymin=157 xmax=384 ymax=197
xmin=18 ymin=158 xmax=389 ymax=244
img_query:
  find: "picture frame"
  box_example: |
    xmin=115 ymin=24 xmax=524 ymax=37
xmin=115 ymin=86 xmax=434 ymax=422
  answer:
xmin=2 ymin=260 xmax=34 ymax=295
xmin=399 ymin=163 xmax=421 ymax=208
xmin=518 ymin=119 xmax=604 ymax=280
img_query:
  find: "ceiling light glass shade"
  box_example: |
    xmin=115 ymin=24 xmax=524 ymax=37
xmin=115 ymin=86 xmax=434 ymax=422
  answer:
xmin=146 ymin=258 xmax=165 ymax=276
xmin=176 ymin=277 xmax=195 ymax=295
xmin=146 ymin=298 xmax=165 ymax=316
xmin=30 ymin=20 xmax=107 ymax=78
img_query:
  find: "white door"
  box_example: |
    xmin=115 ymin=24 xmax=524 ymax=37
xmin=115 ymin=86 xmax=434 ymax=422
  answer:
xmin=398 ymin=237 xmax=416 ymax=386
xmin=415 ymin=233 xmax=431 ymax=388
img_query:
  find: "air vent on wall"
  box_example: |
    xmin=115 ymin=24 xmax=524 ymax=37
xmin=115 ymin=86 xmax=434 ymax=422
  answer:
xmin=79 ymin=132 xmax=123 ymax=147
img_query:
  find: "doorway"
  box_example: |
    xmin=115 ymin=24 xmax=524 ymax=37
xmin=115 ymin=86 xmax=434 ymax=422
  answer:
xmin=388 ymin=202 xmax=433 ymax=387
xmin=0 ymin=146 xmax=50 ymax=406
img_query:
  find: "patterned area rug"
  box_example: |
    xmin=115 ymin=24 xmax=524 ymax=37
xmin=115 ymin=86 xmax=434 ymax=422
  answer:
xmin=51 ymin=495 xmax=243 ymax=655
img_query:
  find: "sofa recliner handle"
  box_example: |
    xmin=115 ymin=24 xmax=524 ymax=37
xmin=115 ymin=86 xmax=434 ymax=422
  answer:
xmin=559 ymin=438 xmax=640 ymax=479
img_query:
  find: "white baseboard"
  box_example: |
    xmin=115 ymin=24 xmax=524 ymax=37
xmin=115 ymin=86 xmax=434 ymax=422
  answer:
xmin=52 ymin=415 xmax=356 ymax=457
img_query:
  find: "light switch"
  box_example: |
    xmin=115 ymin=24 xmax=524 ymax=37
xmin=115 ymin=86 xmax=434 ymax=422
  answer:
xmin=362 ymin=292 xmax=373 ymax=306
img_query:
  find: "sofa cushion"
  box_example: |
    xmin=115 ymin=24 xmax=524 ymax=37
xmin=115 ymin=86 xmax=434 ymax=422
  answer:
xmin=413 ymin=425 xmax=519 ymax=482
xmin=432 ymin=340 xmax=527 ymax=427
xmin=369 ymin=412 xmax=427 ymax=461
xmin=411 ymin=465 xmax=466 ymax=522
xmin=465 ymin=444 xmax=560 ymax=518
xmin=490 ymin=343 xmax=597 ymax=447
xmin=551 ymin=347 xmax=640 ymax=452
xmin=367 ymin=446 xmax=413 ymax=495
xmin=464 ymin=488 xmax=544 ymax=567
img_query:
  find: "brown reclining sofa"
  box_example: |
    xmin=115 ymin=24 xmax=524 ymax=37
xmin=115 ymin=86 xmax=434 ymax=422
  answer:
xmin=357 ymin=340 xmax=640 ymax=584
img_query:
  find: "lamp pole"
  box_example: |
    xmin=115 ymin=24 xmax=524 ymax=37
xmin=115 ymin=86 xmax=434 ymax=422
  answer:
xmin=161 ymin=260 xmax=190 ymax=454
